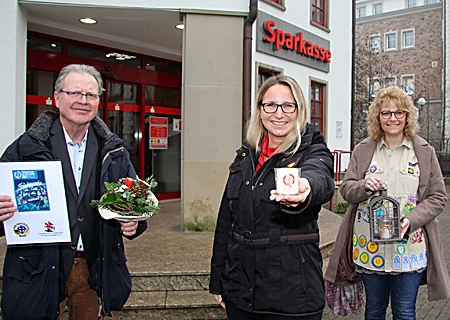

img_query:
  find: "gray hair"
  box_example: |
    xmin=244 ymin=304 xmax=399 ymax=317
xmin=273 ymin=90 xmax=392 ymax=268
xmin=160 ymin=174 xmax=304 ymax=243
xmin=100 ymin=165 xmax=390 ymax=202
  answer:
xmin=54 ymin=64 xmax=103 ymax=95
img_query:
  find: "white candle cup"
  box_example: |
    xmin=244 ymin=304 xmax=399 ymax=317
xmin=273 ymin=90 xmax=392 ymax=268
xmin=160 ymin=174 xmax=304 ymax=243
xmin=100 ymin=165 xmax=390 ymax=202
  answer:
xmin=275 ymin=168 xmax=301 ymax=195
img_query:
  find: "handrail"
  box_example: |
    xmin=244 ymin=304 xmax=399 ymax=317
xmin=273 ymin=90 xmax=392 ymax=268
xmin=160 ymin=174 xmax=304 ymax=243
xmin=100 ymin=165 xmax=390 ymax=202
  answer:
xmin=329 ymin=149 xmax=352 ymax=211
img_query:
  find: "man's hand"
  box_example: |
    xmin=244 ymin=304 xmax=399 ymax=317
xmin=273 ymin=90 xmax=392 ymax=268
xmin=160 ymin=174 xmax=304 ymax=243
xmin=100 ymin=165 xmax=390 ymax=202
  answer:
xmin=269 ymin=178 xmax=311 ymax=207
xmin=0 ymin=195 xmax=16 ymax=222
xmin=119 ymin=220 xmax=138 ymax=236
xmin=213 ymin=294 xmax=226 ymax=309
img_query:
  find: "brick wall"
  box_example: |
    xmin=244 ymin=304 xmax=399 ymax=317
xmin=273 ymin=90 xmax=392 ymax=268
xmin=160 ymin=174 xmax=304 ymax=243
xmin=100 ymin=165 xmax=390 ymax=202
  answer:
xmin=356 ymin=5 xmax=443 ymax=141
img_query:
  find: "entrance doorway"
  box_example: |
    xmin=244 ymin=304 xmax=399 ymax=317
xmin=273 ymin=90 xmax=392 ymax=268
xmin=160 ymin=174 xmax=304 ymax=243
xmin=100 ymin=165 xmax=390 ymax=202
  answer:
xmin=26 ymin=32 xmax=182 ymax=199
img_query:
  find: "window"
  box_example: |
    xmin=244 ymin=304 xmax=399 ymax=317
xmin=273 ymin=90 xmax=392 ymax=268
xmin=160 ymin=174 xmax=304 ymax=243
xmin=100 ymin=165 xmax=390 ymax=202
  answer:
xmin=385 ymin=32 xmax=397 ymax=51
xmin=257 ymin=64 xmax=282 ymax=90
xmin=401 ymin=75 xmax=415 ymax=95
xmin=426 ymin=0 xmax=438 ymax=4
xmin=369 ymin=35 xmax=381 ymax=53
xmin=369 ymin=78 xmax=381 ymax=98
xmin=261 ymin=0 xmax=285 ymax=7
xmin=384 ymin=76 xmax=397 ymax=87
xmin=357 ymin=7 xmax=366 ymax=18
xmin=311 ymin=0 xmax=326 ymax=27
xmin=310 ymin=82 xmax=324 ymax=133
xmin=373 ymin=3 xmax=382 ymax=14
xmin=402 ymin=29 xmax=414 ymax=49
xmin=407 ymin=0 xmax=416 ymax=8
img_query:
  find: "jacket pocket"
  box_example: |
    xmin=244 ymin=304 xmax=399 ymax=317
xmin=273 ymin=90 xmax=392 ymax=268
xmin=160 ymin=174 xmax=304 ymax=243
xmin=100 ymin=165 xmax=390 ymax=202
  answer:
xmin=2 ymin=250 xmax=52 ymax=320
xmin=227 ymin=161 xmax=242 ymax=200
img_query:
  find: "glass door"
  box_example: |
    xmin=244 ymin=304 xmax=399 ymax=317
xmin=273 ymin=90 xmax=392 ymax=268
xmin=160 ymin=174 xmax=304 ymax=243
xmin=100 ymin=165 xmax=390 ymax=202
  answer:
xmin=105 ymin=80 xmax=140 ymax=173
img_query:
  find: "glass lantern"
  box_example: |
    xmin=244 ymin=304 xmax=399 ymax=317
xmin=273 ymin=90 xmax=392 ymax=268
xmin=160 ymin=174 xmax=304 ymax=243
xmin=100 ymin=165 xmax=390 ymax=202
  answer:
xmin=368 ymin=188 xmax=401 ymax=242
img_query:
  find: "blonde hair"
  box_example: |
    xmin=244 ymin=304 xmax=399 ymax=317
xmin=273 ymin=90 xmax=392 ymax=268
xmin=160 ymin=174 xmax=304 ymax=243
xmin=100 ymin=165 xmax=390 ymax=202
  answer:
xmin=246 ymin=75 xmax=309 ymax=156
xmin=367 ymin=86 xmax=419 ymax=140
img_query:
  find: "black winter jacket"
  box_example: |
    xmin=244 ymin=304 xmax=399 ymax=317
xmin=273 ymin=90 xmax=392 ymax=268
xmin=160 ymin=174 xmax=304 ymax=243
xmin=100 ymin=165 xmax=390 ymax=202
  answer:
xmin=209 ymin=125 xmax=334 ymax=316
xmin=0 ymin=111 xmax=147 ymax=319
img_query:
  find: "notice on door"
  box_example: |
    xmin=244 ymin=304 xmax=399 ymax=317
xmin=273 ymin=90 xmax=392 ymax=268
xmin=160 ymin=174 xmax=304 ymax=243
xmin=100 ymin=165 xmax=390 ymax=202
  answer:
xmin=149 ymin=116 xmax=168 ymax=149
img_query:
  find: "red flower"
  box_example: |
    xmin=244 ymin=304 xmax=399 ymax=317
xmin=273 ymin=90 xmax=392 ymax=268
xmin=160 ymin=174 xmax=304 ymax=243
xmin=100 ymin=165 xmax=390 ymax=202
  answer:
xmin=124 ymin=177 xmax=134 ymax=188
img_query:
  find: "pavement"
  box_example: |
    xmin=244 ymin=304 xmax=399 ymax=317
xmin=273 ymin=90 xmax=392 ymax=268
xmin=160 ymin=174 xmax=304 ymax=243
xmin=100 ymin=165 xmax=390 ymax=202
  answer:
xmin=1 ymin=184 xmax=450 ymax=319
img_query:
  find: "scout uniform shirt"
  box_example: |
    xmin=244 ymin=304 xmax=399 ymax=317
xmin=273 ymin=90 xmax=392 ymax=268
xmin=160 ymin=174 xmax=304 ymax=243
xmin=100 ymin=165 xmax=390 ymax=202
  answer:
xmin=353 ymin=138 xmax=427 ymax=273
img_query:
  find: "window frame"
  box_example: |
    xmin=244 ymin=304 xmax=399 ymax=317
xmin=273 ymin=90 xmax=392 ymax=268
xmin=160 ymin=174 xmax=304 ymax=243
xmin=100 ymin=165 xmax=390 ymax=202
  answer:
xmin=384 ymin=76 xmax=397 ymax=88
xmin=357 ymin=6 xmax=366 ymax=18
xmin=401 ymin=74 xmax=415 ymax=95
xmin=401 ymin=29 xmax=415 ymax=49
xmin=384 ymin=32 xmax=397 ymax=51
xmin=309 ymin=80 xmax=327 ymax=134
xmin=256 ymin=62 xmax=283 ymax=92
xmin=406 ymin=0 xmax=417 ymax=8
xmin=373 ymin=3 xmax=383 ymax=15
xmin=369 ymin=77 xmax=381 ymax=98
xmin=369 ymin=34 xmax=381 ymax=53
xmin=310 ymin=0 xmax=330 ymax=31
xmin=260 ymin=0 xmax=286 ymax=10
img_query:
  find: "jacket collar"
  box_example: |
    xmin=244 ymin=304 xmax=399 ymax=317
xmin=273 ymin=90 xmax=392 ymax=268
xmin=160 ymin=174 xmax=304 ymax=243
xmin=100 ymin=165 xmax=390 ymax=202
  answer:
xmin=27 ymin=110 xmax=114 ymax=143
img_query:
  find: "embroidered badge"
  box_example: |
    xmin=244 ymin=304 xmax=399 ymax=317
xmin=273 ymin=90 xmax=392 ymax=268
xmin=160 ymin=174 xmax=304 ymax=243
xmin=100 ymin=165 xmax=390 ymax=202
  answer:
xmin=359 ymin=235 xmax=367 ymax=248
xmin=362 ymin=211 xmax=370 ymax=223
xmin=402 ymin=256 xmax=411 ymax=271
xmin=369 ymin=165 xmax=377 ymax=173
xmin=404 ymin=201 xmax=415 ymax=214
xmin=393 ymin=255 xmax=401 ymax=269
xmin=353 ymin=233 xmax=357 ymax=247
xmin=419 ymin=252 xmax=425 ymax=268
xmin=400 ymin=234 xmax=410 ymax=244
xmin=367 ymin=241 xmax=378 ymax=254
xmin=397 ymin=245 xmax=406 ymax=255
xmin=372 ymin=255 xmax=385 ymax=269
xmin=360 ymin=252 xmax=369 ymax=264
xmin=353 ymin=248 xmax=360 ymax=261
xmin=411 ymin=254 xmax=419 ymax=269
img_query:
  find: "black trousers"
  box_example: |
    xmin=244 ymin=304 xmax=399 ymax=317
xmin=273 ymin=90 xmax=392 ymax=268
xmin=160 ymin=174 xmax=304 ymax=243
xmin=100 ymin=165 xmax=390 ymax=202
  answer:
xmin=225 ymin=303 xmax=323 ymax=320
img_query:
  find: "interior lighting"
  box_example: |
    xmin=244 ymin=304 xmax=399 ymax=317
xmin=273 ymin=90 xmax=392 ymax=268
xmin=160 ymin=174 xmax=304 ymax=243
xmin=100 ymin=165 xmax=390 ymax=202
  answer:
xmin=50 ymin=43 xmax=56 ymax=47
xmin=175 ymin=23 xmax=184 ymax=30
xmin=105 ymin=52 xmax=137 ymax=60
xmin=79 ymin=18 xmax=97 ymax=24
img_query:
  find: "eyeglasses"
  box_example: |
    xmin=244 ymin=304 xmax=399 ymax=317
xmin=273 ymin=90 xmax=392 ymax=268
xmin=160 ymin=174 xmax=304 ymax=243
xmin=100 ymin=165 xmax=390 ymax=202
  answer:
xmin=260 ymin=102 xmax=297 ymax=114
xmin=60 ymin=90 xmax=101 ymax=101
xmin=380 ymin=110 xmax=406 ymax=119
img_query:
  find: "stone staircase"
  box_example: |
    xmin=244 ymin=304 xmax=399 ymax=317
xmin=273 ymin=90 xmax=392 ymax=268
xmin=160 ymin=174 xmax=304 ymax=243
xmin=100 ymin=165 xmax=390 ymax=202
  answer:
xmin=0 ymin=199 xmax=343 ymax=319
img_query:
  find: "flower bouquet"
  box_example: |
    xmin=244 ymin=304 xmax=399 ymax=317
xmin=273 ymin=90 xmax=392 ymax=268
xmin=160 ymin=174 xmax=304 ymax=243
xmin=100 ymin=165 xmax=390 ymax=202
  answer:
xmin=91 ymin=176 xmax=159 ymax=222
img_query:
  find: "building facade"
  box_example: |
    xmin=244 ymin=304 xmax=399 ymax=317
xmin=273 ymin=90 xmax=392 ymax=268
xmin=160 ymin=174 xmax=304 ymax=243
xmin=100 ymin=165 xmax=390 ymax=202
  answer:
xmin=1 ymin=0 xmax=352 ymax=229
xmin=355 ymin=0 xmax=444 ymax=148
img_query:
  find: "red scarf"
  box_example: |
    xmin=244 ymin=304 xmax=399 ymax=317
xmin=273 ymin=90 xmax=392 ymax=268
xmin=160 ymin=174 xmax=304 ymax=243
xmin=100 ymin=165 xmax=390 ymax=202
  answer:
xmin=256 ymin=136 xmax=277 ymax=173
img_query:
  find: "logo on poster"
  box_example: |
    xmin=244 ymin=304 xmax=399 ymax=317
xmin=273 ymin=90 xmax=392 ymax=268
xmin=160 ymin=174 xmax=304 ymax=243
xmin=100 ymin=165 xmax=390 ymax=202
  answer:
xmin=13 ymin=223 xmax=30 ymax=237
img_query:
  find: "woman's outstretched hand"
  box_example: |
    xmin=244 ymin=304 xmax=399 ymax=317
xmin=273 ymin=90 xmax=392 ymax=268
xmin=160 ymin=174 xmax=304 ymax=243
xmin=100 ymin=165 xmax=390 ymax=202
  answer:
xmin=270 ymin=178 xmax=311 ymax=207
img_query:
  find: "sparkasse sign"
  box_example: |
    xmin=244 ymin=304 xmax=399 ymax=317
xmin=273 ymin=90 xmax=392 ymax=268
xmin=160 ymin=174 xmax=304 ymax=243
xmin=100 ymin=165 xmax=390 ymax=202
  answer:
xmin=256 ymin=11 xmax=331 ymax=73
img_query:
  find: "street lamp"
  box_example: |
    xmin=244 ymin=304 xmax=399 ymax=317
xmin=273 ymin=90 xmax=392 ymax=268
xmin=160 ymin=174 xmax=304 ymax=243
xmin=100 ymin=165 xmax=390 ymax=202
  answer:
xmin=416 ymin=98 xmax=429 ymax=141
xmin=415 ymin=97 xmax=426 ymax=118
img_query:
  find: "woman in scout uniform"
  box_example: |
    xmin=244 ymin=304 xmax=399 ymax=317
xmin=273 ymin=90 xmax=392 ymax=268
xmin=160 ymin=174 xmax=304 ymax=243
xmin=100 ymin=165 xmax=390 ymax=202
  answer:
xmin=324 ymin=86 xmax=450 ymax=319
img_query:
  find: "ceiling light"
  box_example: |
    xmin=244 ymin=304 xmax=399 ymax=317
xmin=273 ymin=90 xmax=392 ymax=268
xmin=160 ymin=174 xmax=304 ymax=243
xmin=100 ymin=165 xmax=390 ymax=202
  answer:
xmin=80 ymin=18 xmax=97 ymax=24
xmin=50 ymin=43 xmax=56 ymax=47
xmin=175 ymin=23 xmax=184 ymax=30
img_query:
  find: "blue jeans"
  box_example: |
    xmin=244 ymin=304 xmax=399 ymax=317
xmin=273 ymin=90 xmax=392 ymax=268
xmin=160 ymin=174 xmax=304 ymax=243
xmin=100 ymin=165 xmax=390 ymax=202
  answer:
xmin=361 ymin=271 xmax=423 ymax=320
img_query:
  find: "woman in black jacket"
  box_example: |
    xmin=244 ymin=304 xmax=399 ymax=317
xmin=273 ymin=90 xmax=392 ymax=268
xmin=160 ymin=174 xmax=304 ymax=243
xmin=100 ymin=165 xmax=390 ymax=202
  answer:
xmin=209 ymin=75 xmax=335 ymax=319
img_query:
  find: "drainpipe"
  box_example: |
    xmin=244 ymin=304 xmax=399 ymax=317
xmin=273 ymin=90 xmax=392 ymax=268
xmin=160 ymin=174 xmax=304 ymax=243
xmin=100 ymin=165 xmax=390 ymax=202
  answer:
xmin=243 ymin=0 xmax=258 ymax=141
xmin=350 ymin=0 xmax=356 ymax=150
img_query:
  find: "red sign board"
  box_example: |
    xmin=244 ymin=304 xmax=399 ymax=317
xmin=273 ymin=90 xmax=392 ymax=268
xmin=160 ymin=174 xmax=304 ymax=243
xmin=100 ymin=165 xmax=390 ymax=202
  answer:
xmin=149 ymin=116 xmax=168 ymax=149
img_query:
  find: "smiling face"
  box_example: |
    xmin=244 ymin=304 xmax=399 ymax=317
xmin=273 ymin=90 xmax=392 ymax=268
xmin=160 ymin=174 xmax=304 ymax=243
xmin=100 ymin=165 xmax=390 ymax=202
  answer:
xmin=54 ymin=71 xmax=100 ymax=133
xmin=379 ymin=99 xmax=406 ymax=140
xmin=260 ymin=84 xmax=298 ymax=148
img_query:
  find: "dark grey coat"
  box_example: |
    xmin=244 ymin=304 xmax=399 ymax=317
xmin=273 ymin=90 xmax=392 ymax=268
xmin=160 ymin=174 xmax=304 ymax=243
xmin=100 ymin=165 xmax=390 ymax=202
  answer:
xmin=0 ymin=111 xmax=147 ymax=319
